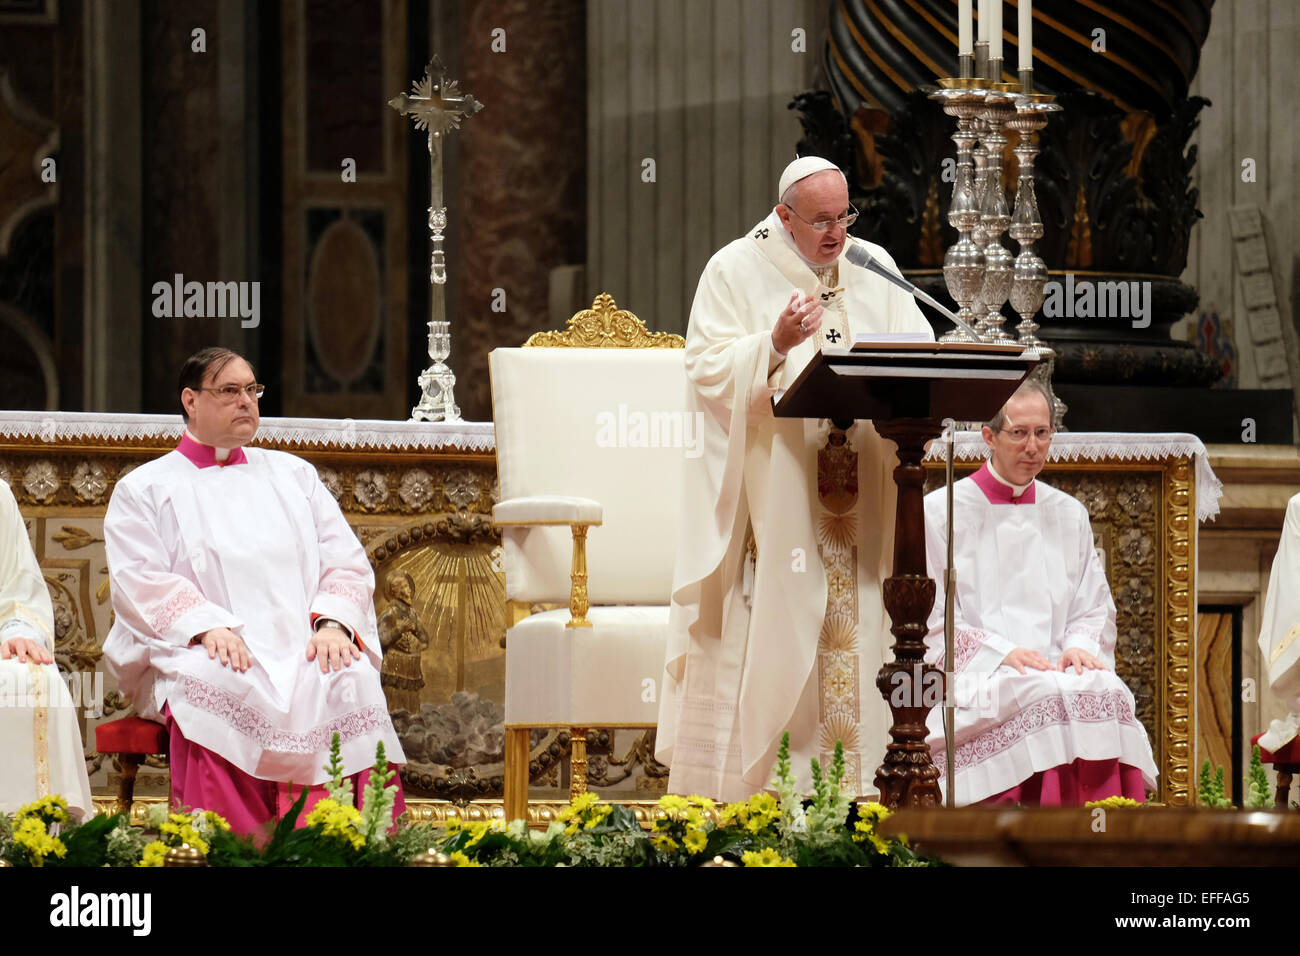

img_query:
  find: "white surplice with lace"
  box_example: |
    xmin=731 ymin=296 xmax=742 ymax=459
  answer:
xmin=103 ymin=447 xmax=404 ymax=784
xmin=923 ymin=465 xmax=1158 ymax=804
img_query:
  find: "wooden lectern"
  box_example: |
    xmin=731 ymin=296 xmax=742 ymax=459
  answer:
xmin=773 ymin=343 xmax=1038 ymax=808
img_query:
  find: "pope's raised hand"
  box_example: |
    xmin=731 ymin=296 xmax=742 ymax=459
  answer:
xmin=1001 ymin=647 xmax=1053 ymax=675
xmin=0 ymin=637 xmax=54 ymax=665
xmin=198 ymin=627 xmax=251 ymax=672
xmin=771 ymin=290 xmax=823 ymax=355
xmin=306 ymin=623 xmax=362 ymax=674
xmin=1057 ymin=647 xmax=1107 ymax=674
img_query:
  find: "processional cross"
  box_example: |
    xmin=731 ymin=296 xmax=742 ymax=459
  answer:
xmin=389 ymin=56 xmax=484 ymax=422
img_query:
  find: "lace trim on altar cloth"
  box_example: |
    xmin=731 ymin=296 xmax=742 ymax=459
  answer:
xmin=942 ymin=688 xmax=1139 ymax=773
xmin=149 ymin=588 xmax=207 ymax=635
xmin=0 ymin=411 xmax=495 ymax=453
xmin=923 ymin=431 xmax=1223 ymax=522
xmin=319 ymin=580 xmax=369 ymax=610
xmin=180 ymin=675 xmax=390 ymax=753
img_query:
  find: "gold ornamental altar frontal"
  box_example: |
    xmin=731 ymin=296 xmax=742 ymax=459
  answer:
xmin=924 ymin=430 xmax=1223 ymax=807
xmin=1 ymin=412 xmax=1221 ymax=818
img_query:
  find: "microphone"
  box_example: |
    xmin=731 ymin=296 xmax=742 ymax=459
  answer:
xmin=844 ymin=244 xmax=985 ymax=342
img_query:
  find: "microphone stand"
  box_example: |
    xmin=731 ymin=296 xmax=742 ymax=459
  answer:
xmin=942 ymin=417 xmax=957 ymax=808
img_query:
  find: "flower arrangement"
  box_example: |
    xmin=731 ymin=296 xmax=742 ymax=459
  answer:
xmin=421 ymin=732 xmax=933 ymax=867
xmin=0 ymin=732 xmax=938 ymax=867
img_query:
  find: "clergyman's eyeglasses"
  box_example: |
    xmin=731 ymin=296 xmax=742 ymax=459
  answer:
xmin=999 ymin=425 xmax=1054 ymax=444
xmin=193 ymin=383 xmax=265 ymax=402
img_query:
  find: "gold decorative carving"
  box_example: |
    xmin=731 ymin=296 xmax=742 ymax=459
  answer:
xmin=1164 ymin=458 xmax=1193 ymax=807
xmin=523 ymin=294 xmax=684 ymax=349
xmin=567 ymin=524 xmax=592 ymax=628
xmin=52 ymin=525 xmax=104 ymax=551
xmin=569 ymin=725 xmax=589 ymax=800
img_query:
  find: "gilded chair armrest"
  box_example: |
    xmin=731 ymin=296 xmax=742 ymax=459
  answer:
xmin=493 ymin=497 xmax=601 ymax=629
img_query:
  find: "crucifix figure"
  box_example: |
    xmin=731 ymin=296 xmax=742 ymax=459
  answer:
xmin=389 ymin=56 xmax=484 ymax=423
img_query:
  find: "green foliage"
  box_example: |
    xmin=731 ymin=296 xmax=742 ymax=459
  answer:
xmin=1246 ymin=745 xmax=1272 ymax=810
xmin=1197 ymin=759 xmax=1234 ymax=808
xmin=55 ymin=812 xmax=125 ymax=868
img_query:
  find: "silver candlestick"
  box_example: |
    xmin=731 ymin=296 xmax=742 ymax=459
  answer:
xmin=1006 ymin=89 xmax=1066 ymax=427
xmin=932 ymin=80 xmax=987 ymax=343
xmin=976 ymin=92 xmax=1017 ymax=341
xmin=389 ymin=56 xmax=484 ymax=423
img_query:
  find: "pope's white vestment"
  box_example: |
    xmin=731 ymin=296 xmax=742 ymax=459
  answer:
xmin=103 ymin=443 xmax=404 ymax=785
xmin=1257 ymin=493 xmax=1300 ymax=750
xmin=922 ymin=464 xmax=1158 ymax=804
xmin=656 ymin=214 xmax=933 ymax=801
xmin=0 ymin=480 xmax=94 ymax=819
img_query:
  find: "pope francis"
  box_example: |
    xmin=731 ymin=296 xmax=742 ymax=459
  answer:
xmin=656 ymin=156 xmax=934 ymax=801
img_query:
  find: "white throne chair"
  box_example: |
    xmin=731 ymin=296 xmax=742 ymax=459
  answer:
xmin=490 ymin=294 xmax=687 ymax=821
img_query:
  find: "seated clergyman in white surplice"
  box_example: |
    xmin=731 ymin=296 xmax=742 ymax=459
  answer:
xmin=922 ymin=380 xmax=1158 ymax=805
xmin=103 ymin=347 xmax=404 ymax=835
xmin=0 ymin=479 xmax=94 ymax=819
xmin=1257 ymin=493 xmax=1300 ymax=751
xmin=656 ymin=156 xmax=934 ymax=801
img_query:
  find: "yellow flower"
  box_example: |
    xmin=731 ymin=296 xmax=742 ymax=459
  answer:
xmin=682 ymin=828 xmax=708 ymax=855
xmin=203 ymin=810 xmax=232 ymax=832
xmin=449 ymin=851 xmax=482 ymax=867
xmin=1084 ymin=796 xmax=1140 ymax=809
xmin=557 ymin=792 xmax=609 ymax=835
xmin=15 ymin=794 xmax=70 ymax=828
xmin=686 ymin=795 xmax=717 ymax=812
xmin=657 ymin=794 xmax=689 ymax=814
xmin=717 ymin=801 xmax=747 ymax=827
xmin=853 ymin=816 xmax=893 ymax=855
xmin=304 ymin=797 xmax=364 ymax=850
xmin=12 ymin=817 xmax=67 ymax=867
xmin=158 ymin=819 xmax=210 ymax=856
xmin=857 ymin=801 xmax=892 ymax=826
xmin=137 ymin=841 xmax=169 ymax=868
xmin=653 ymin=835 xmax=679 ymax=853
xmin=742 ymin=848 xmax=795 ymax=867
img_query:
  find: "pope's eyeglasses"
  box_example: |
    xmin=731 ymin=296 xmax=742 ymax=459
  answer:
xmin=784 ymin=202 xmax=859 ymax=232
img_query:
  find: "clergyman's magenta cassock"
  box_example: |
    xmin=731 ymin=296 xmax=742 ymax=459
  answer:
xmin=104 ymin=433 xmax=405 ymax=834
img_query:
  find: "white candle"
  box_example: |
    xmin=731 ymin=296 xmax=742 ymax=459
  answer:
xmin=1019 ymin=0 xmax=1033 ymax=71
xmin=990 ymin=0 xmax=1003 ymax=62
xmin=960 ymin=0 xmax=972 ymax=56
xmin=978 ymin=0 xmax=989 ymax=43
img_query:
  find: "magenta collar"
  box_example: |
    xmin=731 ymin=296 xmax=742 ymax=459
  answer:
xmin=177 ymin=432 xmax=248 ymax=469
xmin=970 ymin=461 xmax=1036 ymax=505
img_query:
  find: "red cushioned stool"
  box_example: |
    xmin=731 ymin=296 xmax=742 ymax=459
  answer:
xmin=1251 ymin=731 xmax=1300 ymax=808
xmin=95 ymin=717 xmax=169 ymax=817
